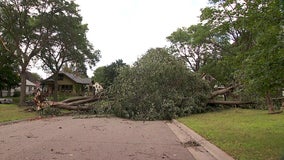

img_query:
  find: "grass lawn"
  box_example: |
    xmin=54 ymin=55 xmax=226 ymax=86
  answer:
xmin=178 ymin=108 xmax=284 ymax=160
xmin=0 ymin=104 xmax=38 ymax=123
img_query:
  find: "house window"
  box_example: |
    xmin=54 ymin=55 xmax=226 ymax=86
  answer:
xmin=60 ymin=85 xmax=73 ymax=91
xmin=58 ymin=74 xmax=64 ymax=80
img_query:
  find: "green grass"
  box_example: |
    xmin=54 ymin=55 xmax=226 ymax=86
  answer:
xmin=0 ymin=104 xmax=38 ymax=123
xmin=178 ymin=108 xmax=284 ymax=160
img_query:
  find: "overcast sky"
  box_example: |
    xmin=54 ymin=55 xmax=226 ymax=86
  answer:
xmin=32 ymin=0 xmax=209 ymax=78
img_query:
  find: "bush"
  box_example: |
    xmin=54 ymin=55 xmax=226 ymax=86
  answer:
xmin=13 ymin=91 xmax=20 ymax=97
xmin=110 ymin=48 xmax=211 ymax=120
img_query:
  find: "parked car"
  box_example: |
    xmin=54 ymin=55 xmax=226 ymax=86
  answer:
xmin=0 ymin=98 xmax=13 ymax=104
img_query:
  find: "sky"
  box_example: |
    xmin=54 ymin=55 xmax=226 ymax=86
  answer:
xmin=32 ymin=0 xmax=209 ymax=78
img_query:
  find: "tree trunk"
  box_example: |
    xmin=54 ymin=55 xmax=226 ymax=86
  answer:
xmin=19 ymin=70 xmax=27 ymax=106
xmin=265 ymin=91 xmax=275 ymax=113
xmin=61 ymin=96 xmax=91 ymax=103
xmin=42 ymin=96 xmax=101 ymax=110
xmin=7 ymin=87 xmax=11 ymax=97
xmin=53 ymin=72 xmax=59 ymax=101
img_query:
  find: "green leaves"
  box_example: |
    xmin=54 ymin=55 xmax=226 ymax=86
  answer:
xmin=93 ymin=59 xmax=128 ymax=89
xmin=167 ymin=23 xmax=225 ymax=72
xmin=110 ymin=48 xmax=211 ymax=120
xmin=200 ymin=0 xmax=284 ymax=99
xmin=37 ymin=0 xmax=100 ymax=77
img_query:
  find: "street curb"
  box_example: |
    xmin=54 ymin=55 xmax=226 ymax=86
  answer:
xmin=168 ymin=120 xmax=234 ymax=160
xmin=0 ymin=119 xmax=27 ymax=126
xmin=0 ymin=116 xmax=55 ymax=126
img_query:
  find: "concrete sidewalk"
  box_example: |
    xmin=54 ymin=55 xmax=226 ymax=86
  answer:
xmin=0 ymin=117 xmax=234 ymax=160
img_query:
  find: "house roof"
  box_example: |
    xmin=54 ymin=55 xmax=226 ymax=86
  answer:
xmin=19 ymin=80 xmax=36 ymax=86
xmin=61 ymin=72 xmax=91 ymax=84
xmin=42 ymin=72 xmax=91 ymax=85
xmin=26 ymin=79 xmax=36 ymax=86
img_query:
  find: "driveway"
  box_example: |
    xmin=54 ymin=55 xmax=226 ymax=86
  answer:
xmin=0 ymin=117 xmax=195 ymax=160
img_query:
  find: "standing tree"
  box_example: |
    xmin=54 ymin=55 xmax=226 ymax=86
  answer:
xmin=93 ymin=66 xmax=106 ymax=85
xmin=38 ymin=0 xmax=100 ymax=101
xmin=200 ymin=0 xmax=284 ymax=112
xmin=0 ymin=0 xmax=46 ymax=105
xmin=93 ymin=59 xmax=127 ymax=89
xmin=167 ymin=23 xmax=228 ymax=72
xmin=0 ymin=0 xmax=100 ymax=103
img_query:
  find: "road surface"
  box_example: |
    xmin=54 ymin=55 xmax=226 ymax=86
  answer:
xmin=0 ymin=117 xmax=195 ymax=160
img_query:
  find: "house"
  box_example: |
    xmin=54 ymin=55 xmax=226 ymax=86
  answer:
xmin=41 ymin=72 xmax=91 ymax=96
xmin=16 ymin=79 xmax=37 ymax=95
xmin=1 ymin=79 xmax=36 ymax=97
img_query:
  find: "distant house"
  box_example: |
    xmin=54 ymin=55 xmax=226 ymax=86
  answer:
xmin=16 ymin=79 xmax=37 ymax=95
xmin=41 ymin=72 xmax=91 ymax=95
xmin=1 ymin=79 xmax=36 ymax=97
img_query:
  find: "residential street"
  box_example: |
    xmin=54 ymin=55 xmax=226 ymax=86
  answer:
xmin=0 ymin=117 xmax=194 ymax=160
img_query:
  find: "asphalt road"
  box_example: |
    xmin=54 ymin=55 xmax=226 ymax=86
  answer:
xmin=0 ymin=117 xmax=195 ymax=160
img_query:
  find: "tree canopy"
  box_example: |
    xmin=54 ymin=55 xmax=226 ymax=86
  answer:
xmin=0 ymin=0 xmax=46 ymax=104
xmin=167 ymin=23 xmax=224 ymax=72
xmin=0 ymin=50 xmax=20 ymax=94
xmin=93 ymin=59 xmax=127 ymax=89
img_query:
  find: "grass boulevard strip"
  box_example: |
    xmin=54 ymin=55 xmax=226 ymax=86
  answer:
xmin=178 ymin=109 xmax=284 ymax=160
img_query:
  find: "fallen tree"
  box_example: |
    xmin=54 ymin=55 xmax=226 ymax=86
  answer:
xmin=34 ymin=85 xmax=253 ymax=111
xmin=46 ymin=96 xmax=101 ymax=110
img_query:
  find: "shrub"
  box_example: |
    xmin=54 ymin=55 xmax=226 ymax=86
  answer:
xmin=13 ymin=91 xmax=20 ymax=97
xmin=110 ymin=48 xmax=211 ymax=120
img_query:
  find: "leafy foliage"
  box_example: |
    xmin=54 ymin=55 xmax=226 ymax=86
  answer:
xmin=0 ymin=0 xmax=100 ymax=104
xmin=167 ymin=23 xmax=229 ymax=72
xmin=167 ymin=24 xmax=211 ymax=72
xmin=0 ymin=50 xmax=20 ymax=92
xmin=199 ymin=0 xmax=284 ymax=110
xmin=39 ymin=0 xmax=100 ymax=76
xmin=93 ymin=59 xmax=128 ymax=89
xmin=38 ymin=107 xmax=62 ymax=117
xmin=0 ymin=0 xmax=49 ymax=104
xmin=110 ymin=48 xmax=211 ymax=120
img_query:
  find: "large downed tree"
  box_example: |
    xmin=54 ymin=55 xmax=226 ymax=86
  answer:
xmin=33 ymin=88 xmax=105 ymax=111
xmin=34 ymin=85 xmax=255 ymax=111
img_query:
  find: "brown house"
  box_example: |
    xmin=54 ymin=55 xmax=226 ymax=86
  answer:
xmin=41 ymin=72 xmax=91 ymax=96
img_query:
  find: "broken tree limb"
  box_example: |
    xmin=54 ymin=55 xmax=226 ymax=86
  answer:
xmin=66 ymin=97 xmax=101 ymax=106
xmin=210 ymin=85 xmax=237 ymax=99
xmin=0 ymin=36 xmax=10 ymax=51
xmin=45 ymin=96 xmax=106 ymax=111
xmin=61 ymin=96 xmax=92 ymax=103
